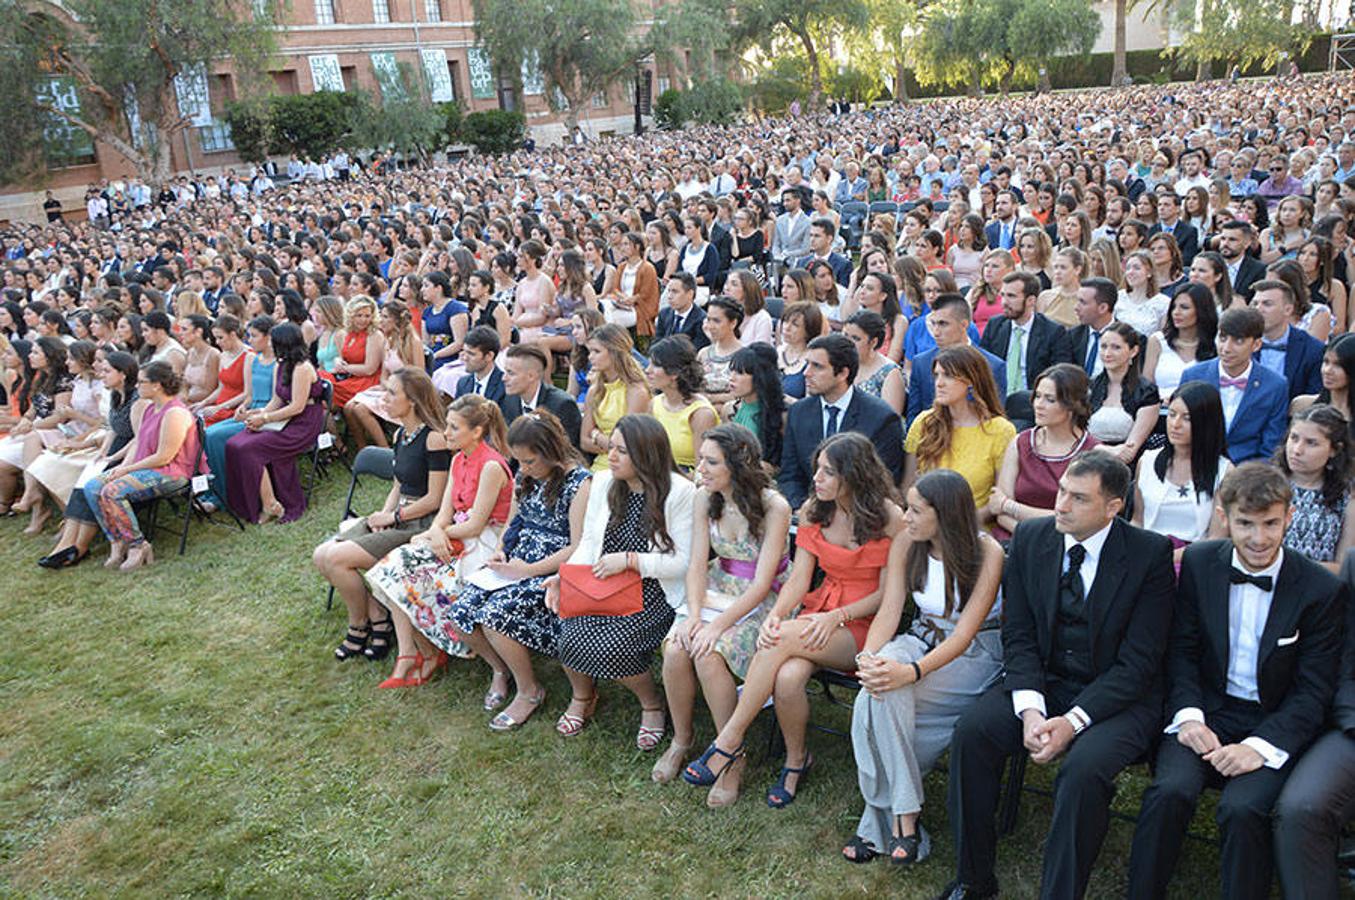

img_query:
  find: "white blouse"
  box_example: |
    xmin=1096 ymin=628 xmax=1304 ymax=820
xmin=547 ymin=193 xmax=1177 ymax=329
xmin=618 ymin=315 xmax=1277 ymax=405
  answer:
xmin=1138 ymin=447 xmax=1230 ymax=542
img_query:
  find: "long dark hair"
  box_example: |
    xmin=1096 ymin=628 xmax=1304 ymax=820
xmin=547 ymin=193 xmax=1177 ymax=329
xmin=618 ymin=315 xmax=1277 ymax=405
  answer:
xmin=32 ymin=336 xmax=69 ymax=398
xmin=506 ymin=408 xmax=579 ymax=508
xmin=804 ymin=431 xmax=897 ymax=546
xmin=1193 ymin=250 xmax=1235 ymax=311
xmin=1163 ymin=283 xmax=1218 ymax=361
xmin=702 ymin=423 xmax=772 ymax=541
xmin=1319 ymin=333 xmax=1355 ymax=409
xmin=269 ymin=323 xmax=307 ymax=390
xmin=905 ymin=470 xmax=981 ymax=618
xmin=607 ymin=414 xmax=678 ymax=553
xmin=728 ymin=343 xmax=784 ymax=465
xmin=1100 ymin=321 xmax=1145 ymax=397
xmin=104 ymin=350 xmax=139 ymax=409
xmin=1277 ymin=404 xmax=1353 ymax=510
xmin=1156 ymin=381 xmax=1227 ymax=499
xmin=648 ymin=334 xmax=704 ymax=401
xmin=9 ymin=338 xmax=33 ymax=413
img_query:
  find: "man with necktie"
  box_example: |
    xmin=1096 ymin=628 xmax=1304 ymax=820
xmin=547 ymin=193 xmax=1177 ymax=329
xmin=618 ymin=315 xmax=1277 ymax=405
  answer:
xmin=979 ymin=272 xmax=1072 ymax=402
xmin=1066 ymin=277 xmax=1117 ymax=379
xmin=653 ymin=273 xmax=708 ymax=350
xmin=453 ymin=326 xmax=506 ymax=406
xmin=1128 ymin=463 xmax=1344 ymax=900
xmin=1180 ymin=307 xmax=1287 ymax=462
xmin=1250 ymin=279 xmax=1322 ymax=399
xmin=935 ymin=452 xmax=1175 ymax=900
xmin=984 ymin=191 xmax=1020 ymax=251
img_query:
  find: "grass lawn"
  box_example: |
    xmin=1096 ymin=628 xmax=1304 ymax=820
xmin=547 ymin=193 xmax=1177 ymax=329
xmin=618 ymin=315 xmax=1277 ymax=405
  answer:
xmin=0 ymin=472 xmax=1228 ymax=898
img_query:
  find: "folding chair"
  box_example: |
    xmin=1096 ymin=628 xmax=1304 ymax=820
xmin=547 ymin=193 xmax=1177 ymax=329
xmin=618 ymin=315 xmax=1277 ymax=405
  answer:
xmin=302 ymin=378 xmax=337 ymax=501
xmin=141 ymin=415 xmax=246 ymax=554
xmin=325 ymin=445 xmax=395 ymax=610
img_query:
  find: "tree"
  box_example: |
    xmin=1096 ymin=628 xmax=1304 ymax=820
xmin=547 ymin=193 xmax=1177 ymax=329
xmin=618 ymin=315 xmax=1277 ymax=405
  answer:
xmin=461 ymin=109 xmax=526 ymax=155
xmin=350 ymin=60 xmax=448 ymax=163
xmin=1007 ymin=0 xmax=1102 ymax=92
xmin=1163 ymin=0 xmax=1310 ymax=78
xmin=472 ymin=0 xmax=653 ymax=134
xmin=732 ymin=0 xmax=870 ymax=111
xmin=0 ymin=0 xmax=275 ymax=187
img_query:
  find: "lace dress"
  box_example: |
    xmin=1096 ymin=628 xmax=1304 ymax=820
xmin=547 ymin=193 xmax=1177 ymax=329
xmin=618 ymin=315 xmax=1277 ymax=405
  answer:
xmin=1283 ymin=483 xmax=1347 ymax=563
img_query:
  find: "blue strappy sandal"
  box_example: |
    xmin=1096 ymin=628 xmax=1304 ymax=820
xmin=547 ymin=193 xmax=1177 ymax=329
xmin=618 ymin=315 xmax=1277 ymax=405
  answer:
xmin=682 ymin=742 xmax=745 ymax=786
xmin=766 ymin=755 xmax=814 ymax=808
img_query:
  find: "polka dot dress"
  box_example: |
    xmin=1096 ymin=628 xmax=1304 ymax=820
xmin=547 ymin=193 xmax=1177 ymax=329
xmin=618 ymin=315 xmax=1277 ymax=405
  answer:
xmin=558 ymin=491 xmax=675 ymax=679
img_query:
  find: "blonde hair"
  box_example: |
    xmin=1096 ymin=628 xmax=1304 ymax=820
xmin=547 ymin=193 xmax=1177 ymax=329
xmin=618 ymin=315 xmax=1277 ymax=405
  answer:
xmin=381 ymin=299 xmax=423 ymax=368
xmin=1088 ymin=238 xmax=1123 ymax=287
xmin=173 ymin=290 xmax=209 ymax=320
xmin=314 ymin=295 xmax=347 ymax=331
xmin=344 ymin=295 xmax=377 ymax=332
xmin=582 ymin=323 xmax=646 ymax=423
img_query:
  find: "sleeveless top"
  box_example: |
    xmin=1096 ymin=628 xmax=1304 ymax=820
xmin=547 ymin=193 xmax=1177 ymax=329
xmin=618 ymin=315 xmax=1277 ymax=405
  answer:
xmin=589 ymin=379 xmax=630 ymax=473
xmin=151 ymin=338 xmax=185 ymax=365
xmin=423 ymin=299 xmax=468 ymax=370
xmin=652 ymin=395 xmax=719 ymax=469
xmin=1149 ymin=333 xmax=1191 ymax=398
xmin=316 ymin=332 xmax=342 ymax=372
xmin=392 ymin=424 xmax=451 ymax=498
xmin=451 ymin=441 xmax=513 ymax=524
xmin=1284 ymin=483 xmax=1347 ymax=563
xmin=909 ymin=552 xmax=1003 ymax=639
xmin=132 ymin=397 xmax=199 ymax=479
xmin=856 ymin=358 xmax=898 ymax=399
xmin=215 ymin=350 xmax=248 ymax=406
xmin=1138 ymin=447 xmax=1230 ymax=543
xmin=107 ymin=389 xmax=139 ymax=456
xmin=993 ymin=428 xmax=1099 ymax=541
xmin=248 ymin=356 xmax=276 ymax=409
xmin=701 ymin=346 xmax=737 ymax=395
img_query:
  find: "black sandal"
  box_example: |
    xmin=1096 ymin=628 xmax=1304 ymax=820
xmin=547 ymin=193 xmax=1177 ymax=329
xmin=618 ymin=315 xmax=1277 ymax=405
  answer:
xmin=888 ymin=832 xmax=925 ymax=867
xmin=363 ymin=614 xmax=394 ymax=661
xmin=842 ymin=835 xmax=879 ymax=864
xmin=335 ymin=624 xmax=370 ymax=661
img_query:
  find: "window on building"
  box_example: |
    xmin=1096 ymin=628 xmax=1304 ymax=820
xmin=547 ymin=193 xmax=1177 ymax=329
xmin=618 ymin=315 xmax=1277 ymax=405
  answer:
xmin=314 ymin=0 xmax=336 ymax=24
xmin=592 ymin=91 xmax=607 ymax=109
xmin=657 ymin=76 xmax=671 ymax=95
xmin=373 ymin=0 xmax=389 ymax=22
xmin=448 ymin=60 xmax=462 ymax=101
xmin=199 ymin=120 xmax=235 ymax=154
xmin=424 ymin=0 xmax=441 ymax=21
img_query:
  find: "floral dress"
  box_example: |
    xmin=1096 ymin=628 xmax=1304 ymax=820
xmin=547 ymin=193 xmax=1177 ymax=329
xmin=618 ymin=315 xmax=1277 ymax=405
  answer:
xmin=1283 ymin=484 xmax=1347 ymax=563
xmin=446 ymin=467 xmax=590 ymax=657
xmin=663 ymin=498 xmax=786 ymax=678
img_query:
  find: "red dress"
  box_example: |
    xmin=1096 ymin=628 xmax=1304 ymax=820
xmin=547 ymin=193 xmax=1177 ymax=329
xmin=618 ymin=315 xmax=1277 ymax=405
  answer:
xmin=204 ymin=351 xmax=248 ymax=426
xmin=322 ymin=330 xmax=381 ymax=407
xmin=993 ymin=428 xmax=1100 ymax=542
xmin=794 ymin=522 xmax=893 ymax=653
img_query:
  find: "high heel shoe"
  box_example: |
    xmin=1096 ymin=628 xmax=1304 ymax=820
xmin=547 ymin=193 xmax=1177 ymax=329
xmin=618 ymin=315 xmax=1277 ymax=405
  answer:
xmin=682 ymin=742 xmax=745 ymax=786
xmin=24 ymin=504 xmax=51 ymax=535
xmin=362 ymin=614 xmax=393 ymax=662
xmin=488 ymin=687 xmax=546 ymax=732
xmin=651 ymin=740 xmax=694 ymax=783
xmin=483 ymin=671 xmax=512 ymax=711
xmin=636 ymin=706 xmax=667 ymax=752
xmin=104 ymin=541 xmax=127 ymax=569
xmin=378 ymin=654 xmax=423 ymax=689
xmin=334 ymin=624 xmax=370 ymax=661
xmin=257 ymin=501 xmax=285 ymax=525
xmin=119 ymin=542 xmax=155 ymax=572
xmin=555 ymin=695 xmax=598 ymax=737
xmin=766 ymin=755 xmax=815 ymax=809
xmin=38 ymin=546 xmax=83 ymax=569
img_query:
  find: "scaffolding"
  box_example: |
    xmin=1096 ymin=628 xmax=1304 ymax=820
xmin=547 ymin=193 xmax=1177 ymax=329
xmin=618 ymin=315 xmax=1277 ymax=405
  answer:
xmin=1332 ymin=32 xmax=1355 ymax=69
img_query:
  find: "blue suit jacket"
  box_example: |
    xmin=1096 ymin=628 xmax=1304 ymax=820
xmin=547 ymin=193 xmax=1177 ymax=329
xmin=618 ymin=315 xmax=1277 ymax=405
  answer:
xmin=777 ymin=389 xmax=904 ymax=509
xmin=906 ymin=345 xmax=1007 ymax=429
xmin=454 ymin=366 xmax=506 ymax=406
xmin=794 ymin=252 xmax=852 ymax=287
xmin=1254 ymin=326 xmax=1323 ymax=400
xmin=984 ymin=220 xmax=1017 ymax=251
xmin=1179 ymin=359 xmax=1288 ymax=462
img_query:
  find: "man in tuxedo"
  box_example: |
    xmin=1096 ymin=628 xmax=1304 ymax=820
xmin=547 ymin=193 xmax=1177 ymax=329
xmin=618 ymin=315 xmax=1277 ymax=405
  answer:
xmin=1128 ymin=463 xmax=1344 ymax=900
xmin=778 ymin=333 xmax=903 ymax=509
xmin=453 ymin=326 xmax=506 ymax=405
xmin=1218 ymin=221 xmax=1267 ymax=299
xmin=794 ymin=219 xmax=852 ymax=287
xmin=979 ymin=272 xmax=1072 ymax=400
xmin=1067 ymin=277 xmax=1118 ymax=378
xmin=1150 ymin=191 xmax=1200 ymax=265
xmin=653 ymin=273 xmax=708 ymax=350
xmin=1180 ymin=307 xmax=1287 ymax=462
xmin=907 ymin=294 xmax=1006 ymax=428
xmin=1273 ymin=547 xmax=1355 ymax=900
xmin=500 ymin=344 xmax=582 ymax=449
xmin=1251 ymin=279 xmax=1323 ymax=399
xmin=936 ymin=452 xmax=1175 ymax=900
xmin=984 ymin=191 xmax=1020 ymax=251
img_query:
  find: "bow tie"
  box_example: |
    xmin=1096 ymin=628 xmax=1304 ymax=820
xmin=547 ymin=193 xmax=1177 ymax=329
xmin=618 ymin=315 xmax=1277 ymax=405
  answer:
xmin=1261 ymin=340 xmax=1287 ymax=352
xmin=1229 ymin=567 xmax=1274 ymax=592
xmin=1220 ymin=376 xmax=1248 ymax=389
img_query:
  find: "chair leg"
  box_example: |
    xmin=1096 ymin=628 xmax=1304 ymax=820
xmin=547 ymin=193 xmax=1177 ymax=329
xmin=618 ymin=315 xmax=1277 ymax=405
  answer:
xmin=998 ymin=753 xmax=1028 ymax=836
xmin=326 ymin=585 xmax=336 ymax=611
xmin=179 ymin=493 xmax=193 ymax=555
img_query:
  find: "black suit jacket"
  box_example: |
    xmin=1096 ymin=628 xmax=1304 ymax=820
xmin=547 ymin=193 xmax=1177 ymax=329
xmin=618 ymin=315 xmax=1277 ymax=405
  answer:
xmin=777 ymin=389 xmax=904 ymax=509
xmin=654 ymin=305 xmax=709 ymax=350
xmin=1152 ymin=219 xmax=1200 ymax=265
xmin=1169 ymin=540 xmax=1344 ymax=757
xmin=1233 ymin=255 xmax=1267 ymax=299
xmin=1332 ymin=549 xmax=1355 ymax=735
xmin=502 ymin=383 xmax=582 ymax=450
xmin=979 ymin=312 xmax=1073 ymax=394
xmin=454 ymin=367 xmax=506 ymax=406
xmin=710 ymin=223 xmax=733 ymax=286
xmin=1002 ymin=516 xmax=1176 ymax=722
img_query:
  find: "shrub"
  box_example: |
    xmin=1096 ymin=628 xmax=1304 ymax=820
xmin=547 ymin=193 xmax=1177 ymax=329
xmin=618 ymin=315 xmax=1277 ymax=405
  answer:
xmin=461 ymin=109 xmax=526 ymax=155
xmin=653 ymin=89 xmax=683 ymax=130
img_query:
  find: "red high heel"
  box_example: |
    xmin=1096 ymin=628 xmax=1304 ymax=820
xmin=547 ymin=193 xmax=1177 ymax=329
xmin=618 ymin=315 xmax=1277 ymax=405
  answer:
xmin=378 ymin=654 xmax=424 ymax=689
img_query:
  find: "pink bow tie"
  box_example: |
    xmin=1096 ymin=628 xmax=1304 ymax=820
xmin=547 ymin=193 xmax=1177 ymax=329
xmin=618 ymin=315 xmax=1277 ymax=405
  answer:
xmin=1220 ymin=376 xmax=1248 ymax=389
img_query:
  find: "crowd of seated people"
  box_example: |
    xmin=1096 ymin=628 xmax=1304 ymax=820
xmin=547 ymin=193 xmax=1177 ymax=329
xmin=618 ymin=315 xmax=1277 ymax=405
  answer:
xmin=10 ymin=71 xmax=1355 ymax=898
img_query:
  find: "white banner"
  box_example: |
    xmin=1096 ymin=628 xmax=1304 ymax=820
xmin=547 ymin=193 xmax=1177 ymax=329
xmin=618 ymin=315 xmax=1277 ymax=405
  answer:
xmin=174 ymin=64 xmax=213 ymax=127
xmin=308 ymin=54 xmax=345 ymax=92
xmin=521 ymin=49 xmax=544 ymax=95
xmin=371 ymin=51 xmax=404 ymax=100
xmin=421 ymin=48 xmax=454 ymax=103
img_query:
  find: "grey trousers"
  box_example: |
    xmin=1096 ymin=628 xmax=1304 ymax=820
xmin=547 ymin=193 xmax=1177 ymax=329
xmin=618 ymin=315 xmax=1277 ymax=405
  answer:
xmin=850 ymin=629 xmax=1003 ymax=849
xmin=1274 ymin=729 xmax=1355 ymax=900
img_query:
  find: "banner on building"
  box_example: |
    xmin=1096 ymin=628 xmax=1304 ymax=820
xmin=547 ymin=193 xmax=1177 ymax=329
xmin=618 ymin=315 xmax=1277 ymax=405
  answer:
xmin=370 ymin=51 xmax=404 ymax=100
xmin=467 ymin=47 xmax=496 ymax=100
xmin=174 ymin=64 xmax=213 ymax=127
xmin=35 ymin=77 xmax=95 ymax=161
xmin=308 ymin=54 xmax=345 ymax=92
xmin=421 ymin=48 xmax=454 ymax=103
xmin=521 ymin=49 xmax=544 ymax=95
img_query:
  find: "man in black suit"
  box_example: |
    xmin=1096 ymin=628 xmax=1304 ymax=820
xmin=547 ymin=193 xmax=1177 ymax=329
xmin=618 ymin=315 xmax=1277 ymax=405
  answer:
xmin=653 ymin=273 xmax=708 ymax=350
xmin=500 ymin=343 xmax=582 ymax=450
xmin=699 ymin=198 xmax=732 ymax=289
xmin=1128 ymin=463 xmax=1344 ymax=900
xmin=777 ymin=333 xmax=903 ymax=509
xmin=1066 ymin=277 xmax=1118 ymax=378
xmin=453 ymin=326 xmax=506 ymax=406
xmin=1218 ymin=220 xmax=1267 ymax=300
xmin=1150 ymin=190 xmax=1200 ymax=265
xmin=1272 ymin=548 xmax=1355 ymax=900
xmin=936 ymin=452 xmax=1175 ymax=900
xmin=979 ymin=272 xmax=1072 ymax=400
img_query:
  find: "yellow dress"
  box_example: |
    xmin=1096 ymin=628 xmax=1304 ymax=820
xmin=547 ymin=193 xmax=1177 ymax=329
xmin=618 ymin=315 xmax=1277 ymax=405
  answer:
xmin=590 ymin=379 xmax=630 ymax=472
xmin=905 ymin=413 xmax=1016 ymax=509
xmin=651 ymin=395 xmax=719 ymax=469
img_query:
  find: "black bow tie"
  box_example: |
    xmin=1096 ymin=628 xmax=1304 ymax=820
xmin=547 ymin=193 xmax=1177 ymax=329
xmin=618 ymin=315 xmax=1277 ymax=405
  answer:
xmin=1229 ymin=567 xmax=1274 ymax=592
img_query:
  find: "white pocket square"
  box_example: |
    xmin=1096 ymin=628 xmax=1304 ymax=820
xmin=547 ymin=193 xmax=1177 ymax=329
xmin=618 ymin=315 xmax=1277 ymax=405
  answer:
xmin=1277 ymin=632 xmax=1300 ymax=647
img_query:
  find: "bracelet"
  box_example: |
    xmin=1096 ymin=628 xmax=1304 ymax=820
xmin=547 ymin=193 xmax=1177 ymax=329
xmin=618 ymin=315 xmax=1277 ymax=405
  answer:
xmin=392 ymin=508 xmax=403 ymax=527
xmin=838 ymin=609 xmax=849 ymax=627
xmin=910 ymin=661 xmax=923 ymax=682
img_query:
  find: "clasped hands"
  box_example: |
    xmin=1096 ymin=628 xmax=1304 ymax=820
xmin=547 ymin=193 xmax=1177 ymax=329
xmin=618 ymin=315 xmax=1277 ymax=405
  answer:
xmin=1176 ymin=721 xmax=1264 ymax=777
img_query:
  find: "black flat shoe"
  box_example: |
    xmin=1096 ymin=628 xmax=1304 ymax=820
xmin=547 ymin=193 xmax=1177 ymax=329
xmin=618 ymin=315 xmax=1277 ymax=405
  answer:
xmin=58 ymin=548 xmax=88 ymax=569
xmin=38 ymin=547 xmax=80 ymax=569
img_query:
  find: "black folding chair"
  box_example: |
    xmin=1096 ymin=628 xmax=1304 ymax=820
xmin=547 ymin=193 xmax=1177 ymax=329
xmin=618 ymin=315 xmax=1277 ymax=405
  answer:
xmin=324 ymin=445 xmax=395 ymax=610
xmin=142 ymin=415 xmax=246 ymax=554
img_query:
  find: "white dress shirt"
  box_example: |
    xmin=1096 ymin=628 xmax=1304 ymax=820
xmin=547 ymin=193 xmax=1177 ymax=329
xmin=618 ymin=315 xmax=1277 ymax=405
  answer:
xmin=1012 ymin=520 xmax=1114 ymax=727
xmin=1164 ymin=549 xmax=1289 ymax=770
xmin=1219 ymin=361 xmax=1251 ymax=429
xmin=821 ymin=386 xmax=854 ymax=438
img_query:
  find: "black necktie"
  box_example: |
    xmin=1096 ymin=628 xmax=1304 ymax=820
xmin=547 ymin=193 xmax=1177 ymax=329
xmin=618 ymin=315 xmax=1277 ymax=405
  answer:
xmin=1229 ymin=567 xmax=1274 ymax=592
xmin=1061 ymin=544 xmax=1087 ymax=601
xmin=825 ymin=405 xmax=840 ymax=437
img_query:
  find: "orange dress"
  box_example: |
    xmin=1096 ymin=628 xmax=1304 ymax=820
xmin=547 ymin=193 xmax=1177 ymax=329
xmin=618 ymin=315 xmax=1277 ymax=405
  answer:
xmin=204 ymin=351 xmax=248 ymax=425
xmin=322 ymin=330 xmax=380 ymax=407
xmin=794 ymin=522 xmax=893 ymax=653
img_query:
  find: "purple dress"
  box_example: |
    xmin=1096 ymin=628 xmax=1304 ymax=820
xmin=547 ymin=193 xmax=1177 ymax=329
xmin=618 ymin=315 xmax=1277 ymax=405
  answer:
xmin=224 ymin=367 xmax=326 ymax=523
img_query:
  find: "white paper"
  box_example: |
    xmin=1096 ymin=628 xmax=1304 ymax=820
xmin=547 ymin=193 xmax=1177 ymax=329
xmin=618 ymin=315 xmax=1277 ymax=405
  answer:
xmin=466 ymin=567 xmax=523 ymax=592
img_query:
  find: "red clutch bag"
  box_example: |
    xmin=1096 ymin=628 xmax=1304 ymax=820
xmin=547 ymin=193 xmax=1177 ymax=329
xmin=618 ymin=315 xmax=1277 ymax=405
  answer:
xmin=557 ymin=564 xmax=643 ymax=619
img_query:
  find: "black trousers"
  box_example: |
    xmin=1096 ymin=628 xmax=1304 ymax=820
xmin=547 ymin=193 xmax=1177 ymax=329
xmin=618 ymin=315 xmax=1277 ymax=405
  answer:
xmin=1127 ymin=699 xmax=1291 ymax=900
xmin=1273 ymin=729 xmax=1355 ymax=900
xmin=946 ymin=683 xmax=1159 ymax=900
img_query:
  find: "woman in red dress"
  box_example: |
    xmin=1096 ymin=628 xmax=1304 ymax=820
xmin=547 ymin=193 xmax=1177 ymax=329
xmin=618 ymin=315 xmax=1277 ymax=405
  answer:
xmin=683 ymin=432 xmax=905 ymax=808
xmin=321 ymin=295 xmax=385 ymax=408
xmin=196 ymin=315 xmax=250 ymax=426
